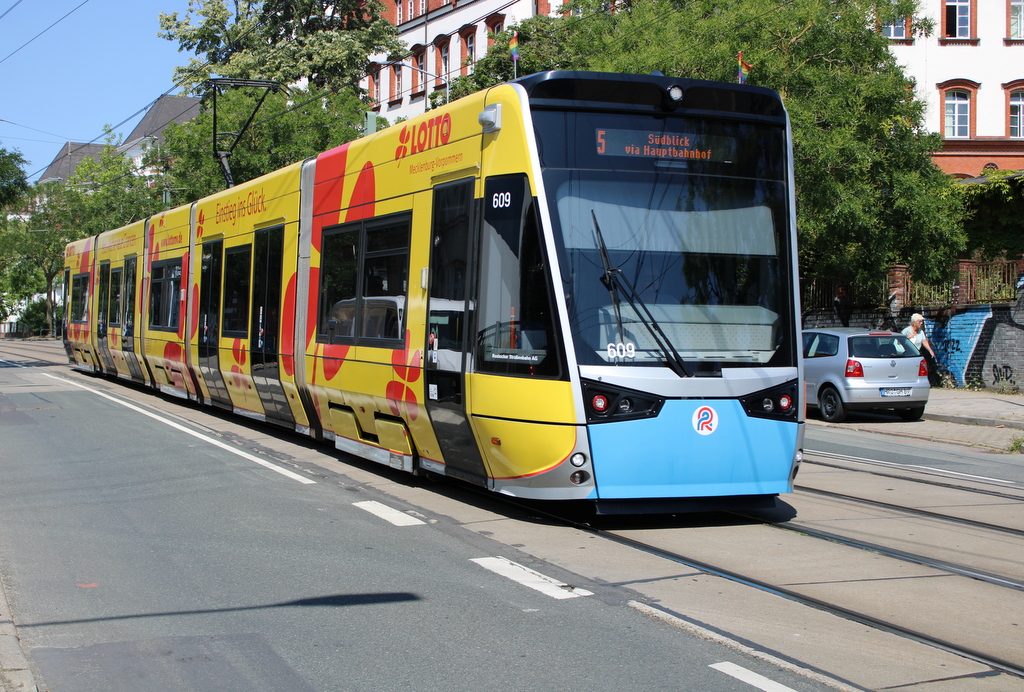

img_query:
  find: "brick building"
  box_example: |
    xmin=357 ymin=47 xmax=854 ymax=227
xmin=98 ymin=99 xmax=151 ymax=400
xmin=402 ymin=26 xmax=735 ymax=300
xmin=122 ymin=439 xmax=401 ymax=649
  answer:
xmin=365 ymin=0 xmax=553 ymax=122
xmin=886 ymin=1 xmax=1024 ymax=177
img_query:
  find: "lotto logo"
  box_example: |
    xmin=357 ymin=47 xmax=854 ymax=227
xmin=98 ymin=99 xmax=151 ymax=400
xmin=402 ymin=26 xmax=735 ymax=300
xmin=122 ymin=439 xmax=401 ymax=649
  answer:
xmin=692 ymin=406 xmax=718 ymax=435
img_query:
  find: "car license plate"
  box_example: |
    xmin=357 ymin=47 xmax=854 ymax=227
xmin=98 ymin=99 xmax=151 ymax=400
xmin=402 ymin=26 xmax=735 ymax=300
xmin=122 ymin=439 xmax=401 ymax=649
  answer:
xmin=880 ymin=387 xmax=911 ymax=397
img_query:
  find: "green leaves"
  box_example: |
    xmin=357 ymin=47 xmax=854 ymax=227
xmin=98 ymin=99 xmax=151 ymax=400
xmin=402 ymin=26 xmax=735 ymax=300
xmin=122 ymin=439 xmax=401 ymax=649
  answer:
xmin=465 ymin=0 xmax=965 ymax=286
xmin=159 ymin=0 xmax=401 ymax=92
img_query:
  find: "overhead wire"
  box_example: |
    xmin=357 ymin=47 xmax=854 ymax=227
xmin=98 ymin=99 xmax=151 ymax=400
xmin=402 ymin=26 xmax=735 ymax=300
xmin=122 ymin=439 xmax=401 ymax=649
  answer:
xmin=0 ymin=0 xmax=94 ymax=66
xmin=34 ymin=0 xmax=799 ymax=192
xmin=0 ymin=0 xmax=26 ymax=22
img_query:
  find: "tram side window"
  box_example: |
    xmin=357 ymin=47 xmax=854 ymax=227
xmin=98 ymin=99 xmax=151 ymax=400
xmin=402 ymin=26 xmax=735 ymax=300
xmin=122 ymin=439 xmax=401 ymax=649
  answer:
xmin=319 ymin=226 xmax=359 ymax=341
xmin=318 ymin=213 xmax=410 ymax=345
xmin=362 ymin=218 xmax=409 ymax=341
xmin=476 ymin=175 xmax=563 ymax=378
xmin=149 ymin=260 xmax=182 ymax=330
xmin=223 ymin=246 xmax=252 ymax=337
xmin=70 ymin=273 xmax=90 ymax=323
xmin=108 ymin=267 xmax=123 ymax=327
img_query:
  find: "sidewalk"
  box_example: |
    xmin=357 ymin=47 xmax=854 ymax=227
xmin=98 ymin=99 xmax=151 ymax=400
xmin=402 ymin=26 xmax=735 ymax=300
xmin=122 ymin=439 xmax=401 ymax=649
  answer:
xmin=809 ymin=386 xmax=1024 ymax=452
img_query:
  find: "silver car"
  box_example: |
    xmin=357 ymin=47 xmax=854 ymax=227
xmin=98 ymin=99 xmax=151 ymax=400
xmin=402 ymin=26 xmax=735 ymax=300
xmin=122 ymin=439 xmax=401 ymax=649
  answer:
xmin=803 ymin=328 xmax=930 ymax=423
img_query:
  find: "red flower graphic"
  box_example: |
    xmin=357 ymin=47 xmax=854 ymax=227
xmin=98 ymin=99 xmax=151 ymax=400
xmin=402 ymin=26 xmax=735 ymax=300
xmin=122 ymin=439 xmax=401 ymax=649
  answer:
xmin=387 ymin=330 xmax=421 ymax=420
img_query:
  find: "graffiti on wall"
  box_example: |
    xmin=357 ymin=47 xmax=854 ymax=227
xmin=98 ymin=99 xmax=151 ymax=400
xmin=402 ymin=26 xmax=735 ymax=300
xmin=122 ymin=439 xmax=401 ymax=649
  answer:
xmin=927 ymin=299 xmax=1024 ymax=389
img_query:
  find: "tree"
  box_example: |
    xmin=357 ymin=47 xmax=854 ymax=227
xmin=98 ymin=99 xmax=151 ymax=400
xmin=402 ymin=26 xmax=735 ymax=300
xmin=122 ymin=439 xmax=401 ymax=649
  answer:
xmin=954 ymin=171 xmax=1024 ymax=260
xmin=450 ymin=0 xmax=967 ymax=287
xmin=152 ymin=85 xmax=368 ymax=199
xmin=159 ymin=0 xmax=402 ymax=92
xmin=1 ymin=137 xmax=165 ymax=335
xmin=0 ymin=145 xmax=29 ymax=209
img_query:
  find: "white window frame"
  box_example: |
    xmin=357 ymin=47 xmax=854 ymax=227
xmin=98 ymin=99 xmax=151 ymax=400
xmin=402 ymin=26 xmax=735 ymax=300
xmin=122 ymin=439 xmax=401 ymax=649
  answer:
xmin=1011 ymin=91 xmax=1024 ymax=137
xmin=946 ymin=0 xmax=970 ymax=38
xmin=945 ymin=90 xmax=970 ymax=138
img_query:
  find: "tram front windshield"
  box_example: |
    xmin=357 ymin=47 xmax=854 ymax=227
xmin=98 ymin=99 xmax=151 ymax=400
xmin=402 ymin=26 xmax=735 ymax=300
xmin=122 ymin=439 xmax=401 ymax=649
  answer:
xmin=535 ymin=110 xmax=795 ymax=373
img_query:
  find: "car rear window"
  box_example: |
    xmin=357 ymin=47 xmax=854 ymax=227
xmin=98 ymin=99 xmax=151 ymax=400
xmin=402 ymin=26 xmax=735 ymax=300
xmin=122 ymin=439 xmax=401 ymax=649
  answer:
xmin=803 ymin=333 xmax=839 ymax=358
xmin=848 ymin=335 xmax=920 ymax=358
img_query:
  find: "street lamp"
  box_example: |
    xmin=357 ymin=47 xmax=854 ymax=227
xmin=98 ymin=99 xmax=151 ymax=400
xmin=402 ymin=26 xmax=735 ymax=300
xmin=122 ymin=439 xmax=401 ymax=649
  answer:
xmin=386 ymin=61 xmax=449 ymax=111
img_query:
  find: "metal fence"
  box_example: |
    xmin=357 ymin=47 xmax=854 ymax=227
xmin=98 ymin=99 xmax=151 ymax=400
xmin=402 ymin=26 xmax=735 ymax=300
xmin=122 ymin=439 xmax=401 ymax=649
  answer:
xmin=803 ymin=259 xmax=1023 ymax=312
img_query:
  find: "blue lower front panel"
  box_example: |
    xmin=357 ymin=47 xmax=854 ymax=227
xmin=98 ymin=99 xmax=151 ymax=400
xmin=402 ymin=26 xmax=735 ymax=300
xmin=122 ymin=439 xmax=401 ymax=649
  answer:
xmin=589 ymin=399 xmax=797 ymax=499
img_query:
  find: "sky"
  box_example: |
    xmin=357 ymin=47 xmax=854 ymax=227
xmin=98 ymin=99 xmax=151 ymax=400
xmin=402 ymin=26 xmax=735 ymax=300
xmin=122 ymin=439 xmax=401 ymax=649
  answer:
xmin=0 ymin=0 xmax=197 ymax=182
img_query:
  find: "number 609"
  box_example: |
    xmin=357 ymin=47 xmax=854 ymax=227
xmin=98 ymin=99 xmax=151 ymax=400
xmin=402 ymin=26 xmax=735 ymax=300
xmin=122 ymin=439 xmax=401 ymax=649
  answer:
xmin=607 ymin=342 xmax=636 ymax=359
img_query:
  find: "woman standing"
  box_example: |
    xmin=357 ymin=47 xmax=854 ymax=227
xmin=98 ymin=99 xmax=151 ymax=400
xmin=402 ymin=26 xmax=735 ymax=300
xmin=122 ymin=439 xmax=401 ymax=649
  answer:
xmin=903 ymin=313 xmax=939 ymax=385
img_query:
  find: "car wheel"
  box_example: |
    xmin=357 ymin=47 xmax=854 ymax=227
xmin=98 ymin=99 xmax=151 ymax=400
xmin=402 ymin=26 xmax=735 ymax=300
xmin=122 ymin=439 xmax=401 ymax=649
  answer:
xmin=898 ymin=407 xmax=925 ymax=422
xmin=818 ymin=385 xmax=847 ymax=423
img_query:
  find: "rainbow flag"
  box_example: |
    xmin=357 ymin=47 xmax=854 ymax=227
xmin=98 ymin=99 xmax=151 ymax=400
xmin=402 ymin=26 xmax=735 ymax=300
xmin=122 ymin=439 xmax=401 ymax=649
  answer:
xmin=738 ymin=51 xmax=752 ymax=84
xmin=510 ymin=31 xmax=519 ymax=61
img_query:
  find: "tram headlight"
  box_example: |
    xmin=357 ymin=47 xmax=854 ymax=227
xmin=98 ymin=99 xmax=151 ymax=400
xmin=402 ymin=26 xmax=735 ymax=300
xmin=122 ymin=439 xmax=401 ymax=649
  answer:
xmin=570 ymin=453 xmax=587 ymax=467
xmin=617 ymin=397 xmax=634 ymax=414
xmin=761 ymin=397 xmax=775 ymax=413
xmin=591 ymin=394 xmax=610 ymax=413
xmin=668 ymin=85 xmax=684 ymax=101
xmin=569 ymin=470 xmax=590 ymax=485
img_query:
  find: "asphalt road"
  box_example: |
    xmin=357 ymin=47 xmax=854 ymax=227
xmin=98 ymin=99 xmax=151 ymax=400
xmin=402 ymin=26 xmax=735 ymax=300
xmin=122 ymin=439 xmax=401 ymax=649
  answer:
xmin=0 ymin=345 xmax=834 ymax=692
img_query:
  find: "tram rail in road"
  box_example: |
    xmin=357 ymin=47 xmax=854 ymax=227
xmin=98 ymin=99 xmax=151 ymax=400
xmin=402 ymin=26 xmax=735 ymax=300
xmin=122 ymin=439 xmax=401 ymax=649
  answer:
xmin=4 ymin=338 xmax=1024 ymax=691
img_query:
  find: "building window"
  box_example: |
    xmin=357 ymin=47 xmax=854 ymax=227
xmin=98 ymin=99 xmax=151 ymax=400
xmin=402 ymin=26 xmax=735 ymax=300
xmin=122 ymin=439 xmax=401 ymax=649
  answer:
xmin=420 ymin=0 xmax=426 ymax=14
xmin=486 ymin=14 xmax=505 ymax=47
xmin=408 ymin=0 xmax=414 ymax=18
xmin=369 ymin=66 xmax=380 ymax=105
xmin=1011 ymin=0 xmax=1024 ymax=38
xmin=463 ymin=32 xmax=475 ymax=74
xmin=414 ymin=52 xmax=426 ymax=93
xmin=396 ymin=0 xmax=402 ymax=23
xmin=392 ymin=64 xmax=403 ymax=101
xmin=1011 ymin=90 xmax=1024 ymax=137
xmin=441 ymin=43 xmax=450 ymax=81
xmin=944 ymin=0 xmax=971 ymax=38
xmin=882 ymin=19 xmax=906 ymax=39
xmin=945 ymin=90 xmax=970 ymax=138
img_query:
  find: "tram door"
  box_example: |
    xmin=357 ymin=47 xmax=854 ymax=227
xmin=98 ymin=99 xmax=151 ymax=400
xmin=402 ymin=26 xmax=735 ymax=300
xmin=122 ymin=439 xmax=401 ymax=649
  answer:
xmin=250 ymin=225 xmax=294 ymax=425
xmin=197 ymin=240 xmax=232 ymax=409
xmin=120 ymin=257 xmax=147 ymax=382
xmin=425 ymin=180 xmax=488 ymax=485
xmin=96 ymin=262 xmax=116 ymax=374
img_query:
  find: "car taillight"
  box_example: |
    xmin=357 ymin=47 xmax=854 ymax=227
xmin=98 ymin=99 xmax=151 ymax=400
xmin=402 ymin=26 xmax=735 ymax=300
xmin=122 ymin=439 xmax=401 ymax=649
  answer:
xmin=845 ymin=359 xmax=864 ymax=377
xmin=919 ymin=359 xmax=928 ymax=377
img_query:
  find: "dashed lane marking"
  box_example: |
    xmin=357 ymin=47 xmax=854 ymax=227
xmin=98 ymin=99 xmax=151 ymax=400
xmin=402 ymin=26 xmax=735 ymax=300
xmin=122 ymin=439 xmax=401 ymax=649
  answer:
xmin=710 ymin=661 xmax=798 ymax=692
xmin=471 ymin=556 xmax=594 ymax=599
xmin=44 ymin=373 xmax=315 ymax=485
xmin=353 ymin=500 xmax=426 ymax=526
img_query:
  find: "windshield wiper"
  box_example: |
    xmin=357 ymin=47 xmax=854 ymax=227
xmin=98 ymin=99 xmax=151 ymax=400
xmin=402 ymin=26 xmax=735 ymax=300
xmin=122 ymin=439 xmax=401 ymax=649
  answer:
xmin=591 ymin=210 xmax=693 ymax=378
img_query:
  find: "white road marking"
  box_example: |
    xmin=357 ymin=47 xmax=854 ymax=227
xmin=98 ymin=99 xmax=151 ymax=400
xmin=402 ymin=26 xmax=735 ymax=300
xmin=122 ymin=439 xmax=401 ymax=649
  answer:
xmin=471 ymin=556 xmax=593 ymax=599
xmin=44 ymin=373 xmax=315 ymax=484
xmin=353 ymin=500 xmax=425 ymax=526
xmin=628 ymin=602 xmax=861 ymax=692
xmin=806 ymin=449 xmax=1015 ymax=484
xmin=710 ymin=661 xmax=798 ymax=692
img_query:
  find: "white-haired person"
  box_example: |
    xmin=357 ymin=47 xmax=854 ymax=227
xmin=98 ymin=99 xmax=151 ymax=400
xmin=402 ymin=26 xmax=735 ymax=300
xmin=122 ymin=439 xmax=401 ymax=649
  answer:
xmin=903 ymin=313 xmax=939 ymax=385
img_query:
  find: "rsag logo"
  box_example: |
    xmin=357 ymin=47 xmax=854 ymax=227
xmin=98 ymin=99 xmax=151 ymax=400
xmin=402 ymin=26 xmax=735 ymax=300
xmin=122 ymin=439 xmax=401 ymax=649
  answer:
xmin=692 ymin=406 xmax=718 ymax=435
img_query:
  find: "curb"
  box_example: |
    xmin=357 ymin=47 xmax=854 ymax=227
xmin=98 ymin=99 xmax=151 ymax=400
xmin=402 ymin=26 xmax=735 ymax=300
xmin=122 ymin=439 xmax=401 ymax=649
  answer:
xmin=0 ymin=572 xmax=36 ymax=692
xmin=924 ymin=412 xmax=1024 ymax=431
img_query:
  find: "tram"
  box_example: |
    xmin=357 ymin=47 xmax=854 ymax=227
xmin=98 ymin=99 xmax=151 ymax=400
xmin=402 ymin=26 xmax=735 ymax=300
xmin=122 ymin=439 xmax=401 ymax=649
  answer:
xmin=64 ymin=71 xmax=804 ymax=514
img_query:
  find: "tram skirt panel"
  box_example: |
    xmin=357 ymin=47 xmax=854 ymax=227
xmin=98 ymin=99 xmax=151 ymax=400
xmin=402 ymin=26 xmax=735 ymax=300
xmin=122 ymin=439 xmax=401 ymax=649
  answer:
xmin=588 ymin=400 xmax=796 ymax=499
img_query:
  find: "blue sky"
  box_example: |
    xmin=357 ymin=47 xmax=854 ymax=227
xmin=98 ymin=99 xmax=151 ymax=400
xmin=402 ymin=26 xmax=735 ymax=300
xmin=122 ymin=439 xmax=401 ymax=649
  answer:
xmin=0 ymin=0 xmax=196 ymax=182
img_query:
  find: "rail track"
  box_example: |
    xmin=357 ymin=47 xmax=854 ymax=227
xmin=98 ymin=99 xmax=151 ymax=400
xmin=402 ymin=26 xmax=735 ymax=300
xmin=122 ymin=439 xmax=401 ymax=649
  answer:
xmin=6 ymin=338 xmax=1024 ymax=681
